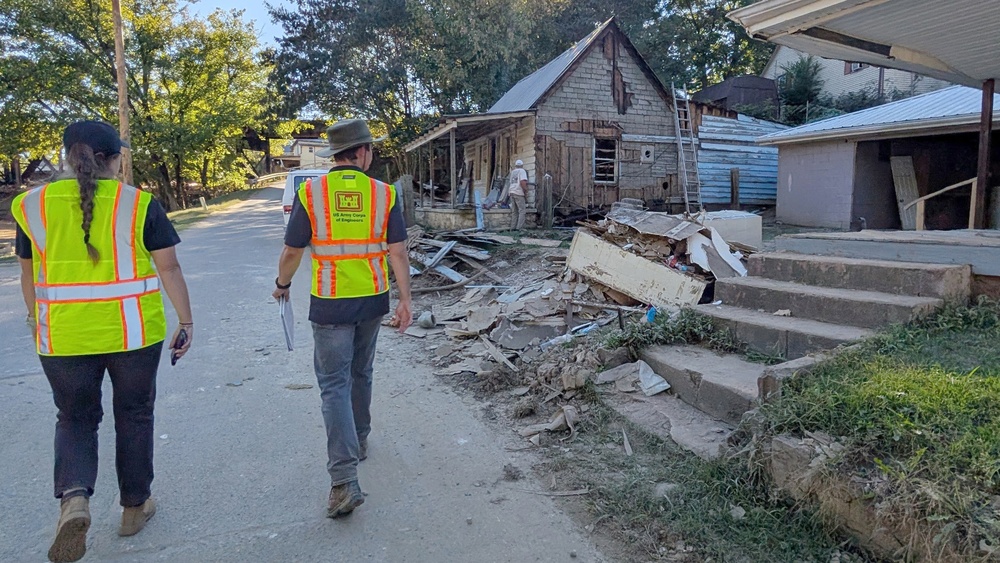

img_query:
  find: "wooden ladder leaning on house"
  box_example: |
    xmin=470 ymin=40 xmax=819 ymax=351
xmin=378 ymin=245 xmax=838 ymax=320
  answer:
xmin=672 ymin=83 xmax=703 ymax=214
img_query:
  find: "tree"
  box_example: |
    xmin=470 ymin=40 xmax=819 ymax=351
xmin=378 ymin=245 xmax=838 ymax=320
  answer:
xmin=0 ymin=0 xmax=275 ymax=208
xmin=778 ymin=54 xmax=827 ymax=124
xmin=635 ymin=0 xmax=774 ymax=92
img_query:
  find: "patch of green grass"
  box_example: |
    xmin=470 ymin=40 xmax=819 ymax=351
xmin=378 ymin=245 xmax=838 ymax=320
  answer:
xmin=603 ymin=307 xmax=785 ymax=364
xmin=543 ymin=401 xmax=868 ymax=561
xmin=764 ymin=298 xmax=1000 ymax=555
xmin=167 ymin=189 xmax=262 ymax=231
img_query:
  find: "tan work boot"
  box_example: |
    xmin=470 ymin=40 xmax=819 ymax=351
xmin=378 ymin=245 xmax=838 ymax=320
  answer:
xmin=327 ymin=481 xmax=364 ymax=518
xmin=48 ymin=496 xmax=90 ymax=563
xmin=119 ymin=498 xmax=156 ymax=537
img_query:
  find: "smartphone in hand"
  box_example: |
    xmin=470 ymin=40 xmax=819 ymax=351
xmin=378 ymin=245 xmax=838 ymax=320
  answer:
xmin=171 ymin=328 xmax=188 ymax=366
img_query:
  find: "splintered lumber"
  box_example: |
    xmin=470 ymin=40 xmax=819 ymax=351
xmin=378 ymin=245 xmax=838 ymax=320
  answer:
xmin=455 ymin=255 xmax=504 ymax=283
xmin=480 ymin=335 xmax=519 ymax=372
xmin=425 ymin=240 xmax=457 ymax=269
xmin=408 ymin=250 xmax=467 ymax=283
xmin=418 ymin=238 xmax=491 ymax=261
xmin=566 ymin=231 xmax=706 ymax=308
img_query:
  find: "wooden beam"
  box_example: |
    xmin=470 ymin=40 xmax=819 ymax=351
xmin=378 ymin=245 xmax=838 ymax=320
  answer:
xmin=730 ymin=168 xmax=740 ymax=207
xmin=450 ymin=129 xmax=457 ymax=209
xmin=111 ymin=0 xmax=133 ymax=185
xmin=429 ymin=142 xmax=435 ymax=209
xmin=975 ymin=78 xmax=994 ymax=229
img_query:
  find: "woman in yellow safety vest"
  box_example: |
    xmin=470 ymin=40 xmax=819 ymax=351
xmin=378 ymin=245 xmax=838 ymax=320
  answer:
xmin=12 ymin=121 xmax=193 ymax=563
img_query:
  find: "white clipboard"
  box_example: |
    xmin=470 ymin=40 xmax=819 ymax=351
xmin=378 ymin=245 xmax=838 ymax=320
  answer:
xmin=279 ymin=296 xmax=294 ymax=351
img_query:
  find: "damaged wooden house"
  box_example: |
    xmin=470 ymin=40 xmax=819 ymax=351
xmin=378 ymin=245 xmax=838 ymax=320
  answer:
xmin=405 ymin=18 xmax=701 ymax=230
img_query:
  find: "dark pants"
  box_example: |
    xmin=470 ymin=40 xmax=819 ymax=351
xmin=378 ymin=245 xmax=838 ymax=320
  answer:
xmin=39 ymin=342 xmax=162 ymax=507
xmin=312 ymin=317 xmax=381 ymax=486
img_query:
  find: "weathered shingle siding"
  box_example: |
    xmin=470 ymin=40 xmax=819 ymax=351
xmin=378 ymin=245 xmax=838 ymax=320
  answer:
xmin=533 ymin=33 xmax=677 ymax=201
xmin=776 ymin=140 xmax=857 ymax=229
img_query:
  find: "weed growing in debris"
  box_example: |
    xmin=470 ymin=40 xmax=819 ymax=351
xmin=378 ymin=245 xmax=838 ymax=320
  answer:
xmin=764 ymin=298 xmax=1000 ymax=556
xmin=540 ymin=401 xmax=869 ymax=561
xmin=603 ymin=307 xmax=784 ymax=364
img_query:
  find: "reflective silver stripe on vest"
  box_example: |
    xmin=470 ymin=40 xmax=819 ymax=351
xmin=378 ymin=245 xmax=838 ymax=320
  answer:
xmin=21 ymin=186 xmax=48 ymax=254
xmin=114 ymin=184 xmax=139 ymax=280
xmin=36 ymin=277 xmax=160 ymax=302
xmin=369 ymin=256 xmax=388 ymax=293
xmin=309 ymin=178 xmax=329 ymax=240
xmin=37 ymin=301 xmax=51 ymax=354
xmin=311 ymin=242 xmax=388 ymax=257
xmin=371 ymin=179 xmax=389 ymax=238
xmin=319 ymin=262 xmax=333 ymax=296
xmin=122 ymin=297 xmax=144 ymax=350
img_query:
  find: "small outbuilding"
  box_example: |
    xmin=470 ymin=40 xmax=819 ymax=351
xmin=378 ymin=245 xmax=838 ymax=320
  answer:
xmin=760 ymin=86 xmax=1000 ymax=230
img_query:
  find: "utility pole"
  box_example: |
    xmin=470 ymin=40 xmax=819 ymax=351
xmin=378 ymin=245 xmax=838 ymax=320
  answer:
xmin=112 ymin=0 xmax=133 ymax=185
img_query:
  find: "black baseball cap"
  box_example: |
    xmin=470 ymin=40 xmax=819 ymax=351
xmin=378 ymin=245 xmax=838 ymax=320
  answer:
xmin=63 ymin=120 xmax=130 ymax=156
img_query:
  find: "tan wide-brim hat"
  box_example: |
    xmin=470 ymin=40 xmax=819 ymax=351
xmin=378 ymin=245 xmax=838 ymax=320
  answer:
xmin=316 ymin=119 xmax=386 ymax=158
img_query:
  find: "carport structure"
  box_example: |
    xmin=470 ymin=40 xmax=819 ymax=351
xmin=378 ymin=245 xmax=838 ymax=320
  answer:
xmin=729 ymin=0 xmax=1000 ymax=227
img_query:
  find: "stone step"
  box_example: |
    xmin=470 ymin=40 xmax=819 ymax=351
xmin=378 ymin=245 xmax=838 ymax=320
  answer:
xmin=693 ymin=304 xmax=872 ymax=360
xmin=714 ymin=277 xmax=941 ymax=329
xmin=639 ymin=345 xmax=763 ymax=426
xmin=747 ymin=252 xmax=971 ymax=300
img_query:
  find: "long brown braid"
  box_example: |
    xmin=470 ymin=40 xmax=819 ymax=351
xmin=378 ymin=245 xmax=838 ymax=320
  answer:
xmin=66 ymin=143 xmax=110 ymax=264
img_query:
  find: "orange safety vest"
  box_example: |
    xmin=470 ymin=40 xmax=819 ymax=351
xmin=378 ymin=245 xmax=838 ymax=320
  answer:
xmin=298 ymin=170 xmax=396 ymax=299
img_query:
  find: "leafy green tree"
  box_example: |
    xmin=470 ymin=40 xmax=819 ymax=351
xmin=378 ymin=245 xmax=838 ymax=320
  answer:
xmin=635 ymin=0 xmax=773 ymax=92
xmin=0 ymin=0 xmax=275 ymax=208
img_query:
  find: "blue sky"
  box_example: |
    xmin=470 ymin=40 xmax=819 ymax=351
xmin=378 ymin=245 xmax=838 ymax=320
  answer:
xmin=187 ymin=0 xmax=290 ymax=45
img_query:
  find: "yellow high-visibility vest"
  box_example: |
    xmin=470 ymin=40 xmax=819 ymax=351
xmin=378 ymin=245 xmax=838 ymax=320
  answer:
xmin=298 ymin=170 xmax=396 ymax=299
xmin=12 ymin=179 xmax=166 ymax=356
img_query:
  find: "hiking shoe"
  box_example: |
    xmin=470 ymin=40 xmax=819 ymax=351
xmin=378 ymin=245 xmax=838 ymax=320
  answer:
xmin=327 ymin=481 xmax=364 ymax=518
xmin=119 ymin=498 xmax=156 ymax=537
xmin=48 ymin=496 xmax=90 ymax=563
xmin=359 ymin=438 xmax=368 ymax=462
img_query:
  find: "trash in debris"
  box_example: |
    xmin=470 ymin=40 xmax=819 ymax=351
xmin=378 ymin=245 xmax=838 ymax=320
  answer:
xmin=638 ymin=360 xmax=671 ymax=396
xmin=226 ymin=381 xmax=243 ymax=387
xmin=773 ymin=309 xmax=792 ymax=317
xmin=417 ymin=311 xmax=437 ymax=328
xmin=285 ymin=383 xmax=313 ymax=390
xmin=520 ymin=405 xmax=579 ymax=440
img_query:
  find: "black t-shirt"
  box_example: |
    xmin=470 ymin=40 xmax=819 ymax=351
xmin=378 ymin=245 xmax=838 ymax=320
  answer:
xmin=15 ymin=198 xmax=180 ymax=259
xmin=284 ymin=166 xmax=407 ymax=325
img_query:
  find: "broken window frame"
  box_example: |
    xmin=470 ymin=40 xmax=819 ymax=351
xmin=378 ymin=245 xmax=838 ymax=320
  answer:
xmin=593 ymin=138 xmax=618 ymax=184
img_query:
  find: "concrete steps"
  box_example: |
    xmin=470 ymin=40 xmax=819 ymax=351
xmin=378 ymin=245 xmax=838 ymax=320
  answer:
xmin=640 ymin=345 xmax=763 ymax=426
xmin=692 ymin=304 xmax=872 ymax=360
xmin=695 ymin=251 xmax=971 ymax=360
xmin=714 ymin=276 xmax=942 ymax=329
xmin=631 ymin=252 xmax=972 ymax=430
xmin=747 ymin=252 xmax=970 ymax=300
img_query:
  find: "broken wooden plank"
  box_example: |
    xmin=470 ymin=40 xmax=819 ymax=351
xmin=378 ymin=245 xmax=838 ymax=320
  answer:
xmin=474 ymin=190 xmax=484 ymax=231
xmin=425 ymin=240 xmax=457 ymax=269
xmin=418 ymin=239 xmax=491 ymax=261
xmin=408 ymin=250 xmax=467 ymax=283
xmin=566 ymin=231 xmax=706 ymax=308
xmin=518 ymin=237 xmax=563 ymax=248
xmin=479 ymin=335 xmax=519 ymax=372
xmin=455 ymin=254 xmax=504 ymax=283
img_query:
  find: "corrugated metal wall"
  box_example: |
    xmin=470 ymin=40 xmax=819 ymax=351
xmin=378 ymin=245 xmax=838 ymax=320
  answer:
xmin=698 ymin=115 xmax=787 ymax=205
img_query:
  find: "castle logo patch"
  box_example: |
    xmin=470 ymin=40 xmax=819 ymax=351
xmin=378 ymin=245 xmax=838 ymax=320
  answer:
xmin=335 ymin=192 xmax=363 ymax=212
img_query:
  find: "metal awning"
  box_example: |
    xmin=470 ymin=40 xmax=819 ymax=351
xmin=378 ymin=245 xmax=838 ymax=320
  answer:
xmin=404 ymin=111 xmax=534 ymax=153
xmin=729 ymin=0 xmax=1000 ymax=88
xmin=731 ymin=0 xmax=998 ymax=228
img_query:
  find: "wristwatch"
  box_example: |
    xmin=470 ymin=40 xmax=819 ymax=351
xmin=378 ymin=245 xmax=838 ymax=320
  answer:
xmin=275 ymin=277 xmax=291 ymax=289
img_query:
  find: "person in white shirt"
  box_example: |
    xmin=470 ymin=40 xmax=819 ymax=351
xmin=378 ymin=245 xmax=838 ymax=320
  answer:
xmin=506 ymin=160 xmax=528 ymax=230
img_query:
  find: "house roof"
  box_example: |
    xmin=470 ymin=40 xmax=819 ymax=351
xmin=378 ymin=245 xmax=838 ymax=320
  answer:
xmin=759 ymin=85 xmax=1000 ymax=145
xmin=488 ymin=21 xmax=611 ymax=113
xmin=729 ymin=0 xmax=1000 ymax=88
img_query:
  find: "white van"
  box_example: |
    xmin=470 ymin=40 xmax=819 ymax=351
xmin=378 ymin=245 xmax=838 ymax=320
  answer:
xmin=281 ymin=169 xmax=329 ymax=227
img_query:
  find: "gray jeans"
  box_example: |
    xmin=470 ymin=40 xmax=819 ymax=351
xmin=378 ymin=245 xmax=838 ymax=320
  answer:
xmin=510 ymin=194 xmax=526 ymax=230
xmin=312 ymin=316 xmax=381 ymax=486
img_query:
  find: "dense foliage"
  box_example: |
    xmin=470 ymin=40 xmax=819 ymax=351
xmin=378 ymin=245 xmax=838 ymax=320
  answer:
xmin=0 ymin=0 xmax=291 ymax=208
xmin=268 ymin=0 xmax=773 ymax=155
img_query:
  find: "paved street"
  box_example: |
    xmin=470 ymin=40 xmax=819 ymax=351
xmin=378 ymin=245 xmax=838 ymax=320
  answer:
xmin=0 ymin=187 xmax=604 ymax=562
